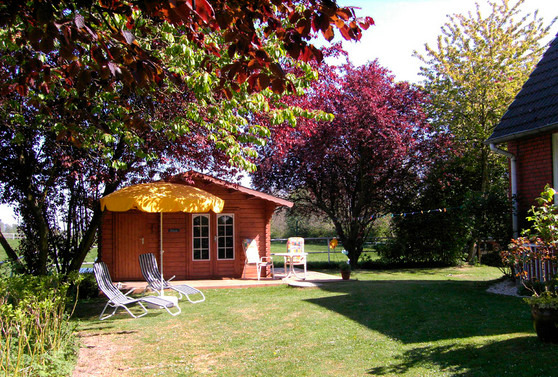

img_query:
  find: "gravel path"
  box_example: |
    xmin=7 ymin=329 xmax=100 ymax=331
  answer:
xmin=486 ymin=279 xmax=525 ymax=297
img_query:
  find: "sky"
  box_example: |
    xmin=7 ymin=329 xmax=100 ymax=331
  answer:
xmin=338 ymin=0 xmax=558 ymax=82
xmin=1 ymin=0 xmax=558 ymax=226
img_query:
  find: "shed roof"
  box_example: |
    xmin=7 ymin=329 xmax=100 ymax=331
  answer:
xmin=169 ymin=171 xmax=293 ymax=208
xmin=487 ymin=33 xmax=558 ymax=144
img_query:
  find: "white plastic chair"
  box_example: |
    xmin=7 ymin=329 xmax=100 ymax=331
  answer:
xmin=242 ymin=239 xmax=274 ymax=280
xmin=287 ymin=237 xmax=307 ymax=280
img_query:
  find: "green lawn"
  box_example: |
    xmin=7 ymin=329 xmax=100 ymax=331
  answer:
xmin=0 ymin=239 xmax=98 ymax=265
xmin=1 ymin=239 xmax=363 ymax=266
xmin=73 ymin=266 xmax=558 ymax=376
xmin=0 ymin=238 xmax=19 ymax=263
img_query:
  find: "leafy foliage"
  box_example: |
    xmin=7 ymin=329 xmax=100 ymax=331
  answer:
xmin=502 ymin=185 xmax=558 ymax=307
xmin=415 ymin=0 xmax=554 ymax=191
xmin=0 ymin=1 xmax=373 ymax=275
xmin=384 ymin=150 xmax=512 ymax=266
xmin=254 ymin=56 xmax=447 ymax=267
xmin=385 ymin=177 xmax=512 ymax=265
xmin=0 ymin=273 xmax=80 ymax=376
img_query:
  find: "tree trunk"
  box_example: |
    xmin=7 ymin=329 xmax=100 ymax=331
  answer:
xmin=466 ymin=239 xmax=477 ymax=263
xmin=0 ymin=229 xmax=20 ymax=263
xmin=67 ymin=181 xmax=120 ymax=273
xmin=67 ymin=207 xmax=102 ymax=273
xmin=338 ymin=235 xmax=363 ymax=269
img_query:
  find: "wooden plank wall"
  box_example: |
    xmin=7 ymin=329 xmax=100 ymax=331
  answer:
xmin=203 ymin=184 xmax=268 ymax=279
xmin=100 ymin=180 xmax=279 ymax=280
xmin=159 ymin=212 xmax=187 ymax=279
xmin=100 ymin=211 xmax=114 ymax=271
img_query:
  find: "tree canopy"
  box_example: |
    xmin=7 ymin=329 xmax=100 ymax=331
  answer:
xmin=253 ymin=56 xmax=448 ymax=266
xmin=0 ymin=1 xmax=373 ymax=275
xmin=415 ymin=0 xmax=554 ymax=192
xmin=410 ymin=0 xmax=554 ymax=262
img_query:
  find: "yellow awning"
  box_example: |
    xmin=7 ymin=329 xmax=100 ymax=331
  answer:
xmin=100 ymin=182 xmax=224 ymax=213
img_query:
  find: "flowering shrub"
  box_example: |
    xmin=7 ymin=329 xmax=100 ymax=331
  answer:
xmin=501 ymin=185 xmax=558 ymax=308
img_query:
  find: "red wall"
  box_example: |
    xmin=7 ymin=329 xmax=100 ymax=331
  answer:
xmin=100 ymin=181 xmax=278 ymax=281
xmin=508 ymin=133 xmax=553 ymax=229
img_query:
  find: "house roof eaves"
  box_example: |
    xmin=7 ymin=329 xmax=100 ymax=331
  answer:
xmin=486 ymin=121 xmax=558 ymax=145
xmin=170 ymin=171 xmax=294 ymax=208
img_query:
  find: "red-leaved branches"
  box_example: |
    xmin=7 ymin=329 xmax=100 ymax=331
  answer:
xmin=0 ymin=0 xmax=373 ymax=98
xmin=253 ymin=59 xmax=448 ymax=266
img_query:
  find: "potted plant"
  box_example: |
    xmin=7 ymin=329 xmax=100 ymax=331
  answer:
xmin=339 ymin=261 xmax=351 ymax=280
xmin=502 ymin=185 xmax=558 ymax=343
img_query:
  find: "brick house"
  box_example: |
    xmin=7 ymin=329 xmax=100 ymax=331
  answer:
xmin=487 ymin=33 xmax=558 ymax=235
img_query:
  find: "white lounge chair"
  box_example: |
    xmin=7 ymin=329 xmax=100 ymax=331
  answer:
xmin=93 ymin=262 xmax=180 ymax=320
xmin=242 ymin=238 xmax=274 ymax=280
xmin=139 ymin=253 xmax=205 ymax=304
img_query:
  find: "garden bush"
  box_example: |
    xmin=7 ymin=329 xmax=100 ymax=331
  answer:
xmin=68 ymin=272 xmax=98 ymax=300
xmin=382 ymin=156 xmax=512 ymax=267
xmin=0 ymin=273 xmax=80 ymax=376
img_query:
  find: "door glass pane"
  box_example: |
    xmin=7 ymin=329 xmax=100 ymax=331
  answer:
xmin=193 ymin=215 xmax=210 ymax=261
xmin=218 ymin=215 xmax=234 ymax=260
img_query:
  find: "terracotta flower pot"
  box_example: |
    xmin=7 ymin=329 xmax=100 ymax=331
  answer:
xmin=341 ymin=270 xmax=351 ymax=280
xmin=531 ymin=306 xmax=558 ymax=343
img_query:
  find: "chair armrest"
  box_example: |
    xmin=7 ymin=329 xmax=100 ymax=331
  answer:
xmin=260 ymin=256 xmax=273 ymax=262
xmin=123 ymin=288 xmax=136 ymax=296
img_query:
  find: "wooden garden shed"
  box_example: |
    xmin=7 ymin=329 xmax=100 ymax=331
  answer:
xmin=99 ymin=171 xmax=293 ymax=281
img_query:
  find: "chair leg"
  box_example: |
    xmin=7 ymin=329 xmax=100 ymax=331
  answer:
xmin=99 ymin=302 xmax=116 ymax=320
xmin=99 ymin=301 xmax=148 ymax=320
xmin=185 ymin=291 xmax=205 ymax=304
xmin=160 ymin=303 xmax=181 ymax=316
xmin=257 ymin=264 xmax=261 ymax=280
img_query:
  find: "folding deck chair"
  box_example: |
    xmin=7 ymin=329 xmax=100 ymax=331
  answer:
xmin=93 ymin=262 xmax=181 ymax=320
xmin=139 ymin=253 xmax=206 ymax=304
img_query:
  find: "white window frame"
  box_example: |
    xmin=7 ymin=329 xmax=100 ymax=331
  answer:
xmin=217 ymin=214 xmax=235 ymax=260
xmin=192 ymin=214 xmax=210 ymax=261
xmin=553 ymin=134 xmax=558 ymax=204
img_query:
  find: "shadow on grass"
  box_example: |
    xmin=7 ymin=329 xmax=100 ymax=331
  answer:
xmin=72 ymin=297 xmax=169 ymax=323
xmin=308 ymin=280 xmax=558 ymax=375
xmin=309 ymin=280 xmax=529 ymax=344
xmin=366 ymin=335 xmax=558 ymax=376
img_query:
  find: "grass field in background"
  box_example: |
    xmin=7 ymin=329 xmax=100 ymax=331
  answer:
xmin=270 ymin=240 xmax=380 ymax=267
xmin=1 ymin=239 xmax=375 ymax=267
xmin=0 ymin=238 xmax=98 ymax=265
xmin=73 ymin=266 xmax=558 ymax=377
xmin=0 ymin=238 xmax=18 ymax=261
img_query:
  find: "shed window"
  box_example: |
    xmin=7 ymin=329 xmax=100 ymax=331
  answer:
xmin=193 ymin=215 xmax=210 ymax=260
xmin=217 ymin=214 xmax=234 ymax=260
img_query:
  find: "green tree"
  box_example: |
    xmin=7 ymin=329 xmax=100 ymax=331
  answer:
xmin=384 ymin=154 xmax=512 ymax=266
xmin=253 ymin=59 xmax=446 ymax=267
xmin=415 ymin=0 xmax=554 ymax=193
xmin=413 ymin=0 xmax=554 ymax=262
xmin=0 ymin=1 xmax=373 ymax=275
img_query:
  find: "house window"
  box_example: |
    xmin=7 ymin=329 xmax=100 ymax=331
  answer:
xmin=553 ymin=133 xmax=558 ymax=203
xmin=217 ymin=214 xmax=234 ymax=260
xmin=193 ymin=215 xmax=210 ymax=260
